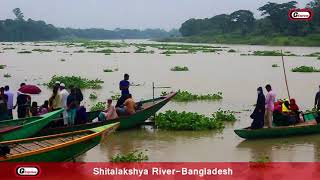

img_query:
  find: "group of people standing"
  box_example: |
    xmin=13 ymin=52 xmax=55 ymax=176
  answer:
xmin=0 ymin=82 xmax=84 ymax=126
xmin=250 ymin=84 xmax=276 ymax=129
xmin=251 ymin=84 xmax=320 ymax=129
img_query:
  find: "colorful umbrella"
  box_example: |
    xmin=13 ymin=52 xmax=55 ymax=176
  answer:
xmin=18 ymin=85 xmax=41 ymax=94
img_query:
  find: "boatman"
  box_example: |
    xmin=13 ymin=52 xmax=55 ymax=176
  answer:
xmin=315 ymin=85 xmax=320 ymax=110
xmin=264 ymin=84 xmax=276 ymax=128
xmin=116 ymin=74 xmax=130 ymax=107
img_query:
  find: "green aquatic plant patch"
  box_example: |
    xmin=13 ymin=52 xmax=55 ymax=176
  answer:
xmin=168 ymin=90 xmax=223 ymax=102
xmin=32 ymin=49 xmax=53 ymax=52
xmin=94 ymin=49 xmax=115 ymax=54
xmin=110 ymin=150 xmax=149 ymax=162
xmin=272 ymin=64 xmax=279 ymax=68
xmin=134 ymin=47 xmax=154 ymax=54
xmin=3 ymin=47 xmax=15 ymax=50
xmin=212 ymin=109 xmax=236 ymax=122
xmin=170 ymin=66 xmax=189 ymax=71
xmin=0 ymin=65 xmax=6 ymax=69
xmin=47 ymin=75 xmax=104 ymax=89
xmin=90 ymin=102 xmax=105 ymax=111
xmin=103 ymin=68 xmax=113 ymax=72
xmin=89 ymin=92 xmax=98 ymax=100
xmin=18 ymin=51 xmax=32 ymax=54
xmin=291 ymin=66 xmax=320 ymax=73
xmin=155 ymin=110 xmax=224 ymax=131
xmin=3 ymin=73 xmax=11 ymax=78
xmin=228 ymin=49 xmax=236 ymax=53
xmin=252 ymin=51 xmax=296 ymax=56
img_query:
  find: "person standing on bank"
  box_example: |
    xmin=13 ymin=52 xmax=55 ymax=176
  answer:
xmin=116 ymin=74 xmax=130 ymax=107
xmin=250 ymin=87 xmax=266 ymax=129
xmin=265 ymin=84 xmax=276 ymax=128
xmin=314 ymin=85 xmax=320 ymax=110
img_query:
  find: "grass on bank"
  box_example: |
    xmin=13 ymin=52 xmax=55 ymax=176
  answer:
xmin=47 ymin=75 xmax=104 ymax=89
xmin=159 ymin=34 xmax=320 ymax=47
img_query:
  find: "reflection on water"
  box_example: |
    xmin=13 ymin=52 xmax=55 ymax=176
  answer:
xmin=2 ymin=40 xmax=320 ymax=162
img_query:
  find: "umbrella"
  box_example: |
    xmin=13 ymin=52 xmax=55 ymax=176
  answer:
xmin=18 ymin=85 xmax=41 ymax=94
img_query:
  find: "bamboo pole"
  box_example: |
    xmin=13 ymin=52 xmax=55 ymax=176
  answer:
xmin=281 ymin=50 xmax=291 ymax=100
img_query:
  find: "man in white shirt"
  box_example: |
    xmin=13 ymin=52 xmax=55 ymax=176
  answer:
xmin=4 ymin=85 xmax=14 ymax=119
xmin=59 ymin=83 xmax=69 ymax=125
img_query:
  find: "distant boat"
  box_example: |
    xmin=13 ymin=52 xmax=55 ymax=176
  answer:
xmin=0 ymin=123 xmax=119 ymax=162
xmin=0 ymin=109 xmax=63 ymax=141
xmin=36 ymin=92 xmax=177 ymax=136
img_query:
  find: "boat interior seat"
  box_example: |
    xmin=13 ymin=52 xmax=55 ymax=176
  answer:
xmin=0 ymin=125 xmax=22 ymax=135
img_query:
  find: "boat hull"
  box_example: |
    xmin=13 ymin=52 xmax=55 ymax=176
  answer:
xmin=1 ymin=123 xmax=119 ymax=162
xmin=235 ymin=124 xmax=320 ymax=140
xmin=0 ymin=109 xmax=63 ymax=141
xmin=36 ymin=93 xmax=176 ymax=136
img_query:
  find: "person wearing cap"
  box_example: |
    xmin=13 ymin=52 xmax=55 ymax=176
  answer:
xmin=315 ymin=85 xmax=320 ymax=110
xmin=59 ymin=83 xmax=69 ymax=125
xmin=98 ymin=99 xmax=118 ymax=121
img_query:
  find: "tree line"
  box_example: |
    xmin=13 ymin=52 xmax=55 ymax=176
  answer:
xmin=0 ymin=8 xmax=180 ymax=42
xmin=179 ymin=1 xmax=320 ymax=37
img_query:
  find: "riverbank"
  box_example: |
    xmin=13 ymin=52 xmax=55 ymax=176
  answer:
xmin=159 ymin=34 xmax=320 ymax=47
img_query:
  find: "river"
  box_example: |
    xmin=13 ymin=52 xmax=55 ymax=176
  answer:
xmin=1 ymin=40 xmax=320 ymax=162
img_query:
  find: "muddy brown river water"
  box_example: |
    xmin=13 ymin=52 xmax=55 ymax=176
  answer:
xmin=1 ymin=40 xmax=320 ymax=162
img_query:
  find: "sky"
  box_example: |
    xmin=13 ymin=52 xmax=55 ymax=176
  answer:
xmin=0 ymin=0 xmax=311 ymax=30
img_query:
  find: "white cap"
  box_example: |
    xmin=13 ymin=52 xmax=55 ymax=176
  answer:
xmin=55 ymin=81 xmax=60 ymax=84
xmin=60 ymin=83 xmax=65 ymax=87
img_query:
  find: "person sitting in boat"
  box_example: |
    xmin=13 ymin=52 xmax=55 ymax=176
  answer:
xmin=38 ymin=100 xmax=49 ymax=115
xmin=117 ymin=94 xmax=136 ymax=116
xmin=98 ymin=99 xmax=118 ymax=121
xmin=274 ymin=101 xmax=283 ymax=113
xmin=289 ymin=99 xmax=299 ymax=114
xmin=250 ymin=87 xmax=265 ymax=129
xmin=282 ymin=99 xmax=291 ymax=113
xmin=30 ymin=101 xmax=39 ymax=116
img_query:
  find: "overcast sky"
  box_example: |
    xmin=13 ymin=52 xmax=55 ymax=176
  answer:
xmin=0 ymin=0 xmax=310 ymax=30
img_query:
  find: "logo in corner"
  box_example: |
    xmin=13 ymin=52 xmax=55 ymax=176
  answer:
xmin=288 ymin=9 xmax=313 ymax=21
xmin=16 ymin=166 xmax=40 ymax=177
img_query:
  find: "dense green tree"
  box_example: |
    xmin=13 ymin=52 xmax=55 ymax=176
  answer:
xmin=230 ymin=10 xmax=255 ymax=35
xmin=258 ymin=1 xmax=298 ymax=34
xmin=12 ymin=8 xmax=24 ymax=21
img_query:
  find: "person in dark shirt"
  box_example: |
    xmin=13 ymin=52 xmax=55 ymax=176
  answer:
xmin=67 ymin=88 xmax=77 ymax=125
xmin=74 ymin=87 xmax=83 ymax=106
xmin=116 ymin=74 xmax=130 ymax=107
xmin=0 ymin=87 xmax=9 ymax=121
xmin=250 ymin=87 xmax=266 ymax=129
xmin=315 ymin=85 xmax=320 ymax=110
xmin=16 ymin=93 xmax=31 ymax=118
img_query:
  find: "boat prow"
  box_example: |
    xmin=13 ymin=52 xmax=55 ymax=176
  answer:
xmin=0 ymin=122 xmax=119 ymax=162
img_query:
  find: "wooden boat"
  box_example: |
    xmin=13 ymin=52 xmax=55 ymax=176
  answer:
xmin=36 ymin=92 xmax=176 ymax=136
xmin=234 ymin=113 xmax=320 ymax=140
xmin=0 ymin=109 xmax=63 ymax=141
xmin=0 ymin=123 xmax=119 ymax=162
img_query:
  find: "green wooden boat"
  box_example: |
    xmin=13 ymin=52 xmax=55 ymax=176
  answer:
xmin=234 ymin=113 xmax=320 ymax=140
xmin=0 ymin=109 xmax=63 ymax=141
xmin=36 ymin=92 xmax=176 ymax=136
xmin=0 ymin=123 xmax=119 ymax=162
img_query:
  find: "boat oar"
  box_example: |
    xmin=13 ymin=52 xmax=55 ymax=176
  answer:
xmin=281 ymin=50 xmax=291 ymax=100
